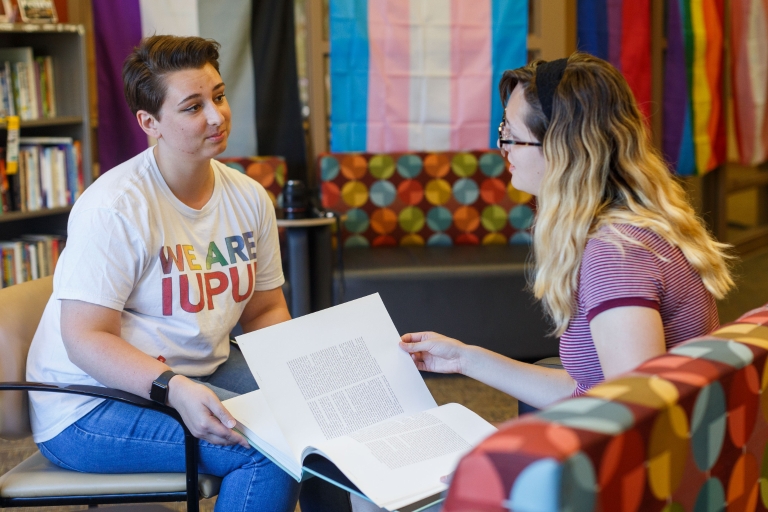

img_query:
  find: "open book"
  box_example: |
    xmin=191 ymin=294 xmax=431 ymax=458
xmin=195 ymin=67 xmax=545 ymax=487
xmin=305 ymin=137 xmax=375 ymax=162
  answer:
xmin=225 ymin=294 xmax=496 ymax=512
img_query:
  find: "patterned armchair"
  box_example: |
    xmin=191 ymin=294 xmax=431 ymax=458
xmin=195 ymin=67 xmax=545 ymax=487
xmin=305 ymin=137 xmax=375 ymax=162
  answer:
xmin=444 ymin=304 xmax=768 ymax=512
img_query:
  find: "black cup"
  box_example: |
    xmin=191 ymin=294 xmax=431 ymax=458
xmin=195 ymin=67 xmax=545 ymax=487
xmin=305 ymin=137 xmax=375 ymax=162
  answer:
xmin=283 ymin=180 xmax=308 ymax=220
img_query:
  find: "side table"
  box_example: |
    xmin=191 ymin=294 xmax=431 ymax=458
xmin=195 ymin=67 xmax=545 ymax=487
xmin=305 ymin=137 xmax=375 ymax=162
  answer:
xmin=276 ymin=214 xmax=337 ymax=317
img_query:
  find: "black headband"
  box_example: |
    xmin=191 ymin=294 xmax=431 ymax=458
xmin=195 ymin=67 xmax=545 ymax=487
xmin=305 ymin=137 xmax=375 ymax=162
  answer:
xmin=535 ymin=58 xmax=568 ymax=121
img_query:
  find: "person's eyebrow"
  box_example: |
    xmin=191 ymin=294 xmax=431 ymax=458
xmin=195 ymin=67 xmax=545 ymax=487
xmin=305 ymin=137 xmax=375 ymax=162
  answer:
xmin=177 ymin=82 xmax=226 ymax=106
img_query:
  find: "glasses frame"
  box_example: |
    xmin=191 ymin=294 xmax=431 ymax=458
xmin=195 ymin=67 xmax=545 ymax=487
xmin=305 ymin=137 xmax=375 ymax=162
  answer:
xmin=498 ymin=112 xmax=543 ymax=149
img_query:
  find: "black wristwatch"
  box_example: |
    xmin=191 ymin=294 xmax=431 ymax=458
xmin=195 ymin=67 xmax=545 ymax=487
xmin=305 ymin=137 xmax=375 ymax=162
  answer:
xmin=149 ymin=370 xmax=177 ymax=404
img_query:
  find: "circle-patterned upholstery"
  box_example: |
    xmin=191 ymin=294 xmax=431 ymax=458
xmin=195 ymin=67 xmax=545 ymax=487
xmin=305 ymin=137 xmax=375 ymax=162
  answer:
xmin=317 ymin=151 xmax=535 ymax=248
xmin=218 ymin=156 xmax=287 ymax=208
xmin=443 ymin=304 xmax=768 ymax=512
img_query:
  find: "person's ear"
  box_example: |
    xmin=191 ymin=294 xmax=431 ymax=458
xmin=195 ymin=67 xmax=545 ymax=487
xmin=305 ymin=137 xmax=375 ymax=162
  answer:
xmin=136 ymin=110 xmax=161 ymax=139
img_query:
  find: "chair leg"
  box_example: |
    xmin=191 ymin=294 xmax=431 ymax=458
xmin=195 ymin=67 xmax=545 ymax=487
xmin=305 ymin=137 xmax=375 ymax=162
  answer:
xmin=184 ymin=428 xmax=200 ymax=512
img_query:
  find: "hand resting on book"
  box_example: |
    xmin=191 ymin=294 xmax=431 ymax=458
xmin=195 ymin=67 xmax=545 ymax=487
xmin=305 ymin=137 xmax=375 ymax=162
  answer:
xmin=167 ymin=374 xmax=249 ymax=448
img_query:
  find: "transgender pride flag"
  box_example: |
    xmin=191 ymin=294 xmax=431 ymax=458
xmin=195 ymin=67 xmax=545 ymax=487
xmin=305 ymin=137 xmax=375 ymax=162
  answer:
xmin=329 ymin=0 xmax=528 ymax=153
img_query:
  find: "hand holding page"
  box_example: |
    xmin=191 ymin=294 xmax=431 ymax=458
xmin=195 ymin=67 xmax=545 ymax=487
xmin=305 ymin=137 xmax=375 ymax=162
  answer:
xmin=229 ymin=294 xmax=496 ymax=511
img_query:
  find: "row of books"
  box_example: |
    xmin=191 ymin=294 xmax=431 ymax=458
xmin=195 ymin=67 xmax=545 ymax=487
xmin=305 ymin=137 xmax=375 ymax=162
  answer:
xmin=0 ymin=137 xmax=84 ymax=214
xmin=0 ymin=234 xmax=64 ymax=288
xmin=0 ymin=47 xmax=57 ymax=120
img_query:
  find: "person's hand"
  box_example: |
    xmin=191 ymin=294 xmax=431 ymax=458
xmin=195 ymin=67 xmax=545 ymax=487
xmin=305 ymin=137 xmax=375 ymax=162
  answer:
xmin=399 ymin=332 xmax=468 ymax=374
xmin=167 ymin=375 xmax=250 ymax=448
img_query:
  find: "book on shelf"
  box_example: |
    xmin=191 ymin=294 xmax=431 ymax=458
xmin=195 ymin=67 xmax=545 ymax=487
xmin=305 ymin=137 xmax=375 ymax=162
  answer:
xmin=0 ymin=47 xmax=56 ymax=121
xmin=226 ymin=294 xmax=496 ymax=512
xmin=0 ymin=234 xmax=64 ymax=288
xmin=0 ymin=137 xmax=83 ymax=213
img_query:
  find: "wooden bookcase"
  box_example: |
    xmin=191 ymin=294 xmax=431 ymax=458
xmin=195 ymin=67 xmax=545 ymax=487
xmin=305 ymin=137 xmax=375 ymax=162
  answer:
xmin=0 ymin=23 xmax=92 ymax=240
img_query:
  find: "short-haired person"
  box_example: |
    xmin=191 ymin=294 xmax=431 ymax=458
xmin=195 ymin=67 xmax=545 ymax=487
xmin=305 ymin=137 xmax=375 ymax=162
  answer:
xmin=400 ymin=53 xmax=734 ymax=410
xmin=26 ymin=36 xmax=299 ymax=511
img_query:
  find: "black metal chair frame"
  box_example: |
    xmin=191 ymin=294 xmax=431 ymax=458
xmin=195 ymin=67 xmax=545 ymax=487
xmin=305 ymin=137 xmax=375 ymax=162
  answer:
xmin=0 ymin=382 xmax=200 ymax=511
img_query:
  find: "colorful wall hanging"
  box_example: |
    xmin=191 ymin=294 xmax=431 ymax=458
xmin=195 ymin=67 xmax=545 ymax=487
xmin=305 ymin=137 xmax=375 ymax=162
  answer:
xmin=329 ymin=0 xmax=528 ymax=154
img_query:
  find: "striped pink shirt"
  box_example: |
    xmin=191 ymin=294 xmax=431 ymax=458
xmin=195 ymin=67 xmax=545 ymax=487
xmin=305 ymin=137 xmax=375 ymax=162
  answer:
xmin=560 ymin=224 xmax=719 ymax=396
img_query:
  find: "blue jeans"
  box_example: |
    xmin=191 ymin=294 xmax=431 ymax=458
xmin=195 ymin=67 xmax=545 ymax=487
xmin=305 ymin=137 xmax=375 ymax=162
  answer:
xmin=38 ymin=345 xmax=299 ymax=512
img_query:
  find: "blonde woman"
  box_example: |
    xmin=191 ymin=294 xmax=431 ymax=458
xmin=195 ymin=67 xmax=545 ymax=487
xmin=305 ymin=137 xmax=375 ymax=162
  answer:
xmin=400 ymin=53 xmax=734 ymax=410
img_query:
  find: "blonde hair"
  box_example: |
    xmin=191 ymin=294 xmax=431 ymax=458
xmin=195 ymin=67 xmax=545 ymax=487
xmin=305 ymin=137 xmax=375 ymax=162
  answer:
xmin=499 ymin=53 xmax=734 ymax=336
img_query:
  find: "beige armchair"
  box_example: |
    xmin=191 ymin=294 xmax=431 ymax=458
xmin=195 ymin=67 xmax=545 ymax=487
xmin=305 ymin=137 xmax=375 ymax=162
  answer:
xmin=0 ymin=276 xmax=221 ymax=511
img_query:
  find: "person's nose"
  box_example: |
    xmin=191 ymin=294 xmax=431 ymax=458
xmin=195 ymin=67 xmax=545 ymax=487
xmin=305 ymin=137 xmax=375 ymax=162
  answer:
xmin=206 ymin=103 xmax=226 ymax=126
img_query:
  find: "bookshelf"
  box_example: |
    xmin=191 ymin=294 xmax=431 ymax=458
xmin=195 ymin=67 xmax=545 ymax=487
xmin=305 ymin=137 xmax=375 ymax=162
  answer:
xmin=0 ymin=23 xmax=91 ymax=278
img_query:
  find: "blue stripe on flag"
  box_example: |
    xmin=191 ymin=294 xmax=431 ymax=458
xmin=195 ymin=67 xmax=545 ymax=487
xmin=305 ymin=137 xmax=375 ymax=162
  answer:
xmin=330 ymin=0 xmax=369 ymax=152
xmin=577 ymin=0 xmax=609 ymax=60
xmin=490 ymin=0 xmax=529 ymax=148
xmin=677 ymin=103 xmax=696 ymax=176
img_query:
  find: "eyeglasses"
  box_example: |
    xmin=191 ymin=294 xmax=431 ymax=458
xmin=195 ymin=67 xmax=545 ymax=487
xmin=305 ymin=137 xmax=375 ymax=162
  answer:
xmin=498 ymin=112 xmax=542 ymax=150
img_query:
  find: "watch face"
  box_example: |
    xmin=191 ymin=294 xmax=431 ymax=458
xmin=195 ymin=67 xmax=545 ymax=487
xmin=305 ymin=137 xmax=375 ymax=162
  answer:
xmin=150 ymin=382 xmax=168 ymax=403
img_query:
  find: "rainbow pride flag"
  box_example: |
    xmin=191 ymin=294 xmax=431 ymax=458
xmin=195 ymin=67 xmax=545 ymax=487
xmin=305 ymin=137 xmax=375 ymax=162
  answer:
xmin=577 ymin=0 xmax=652 ymax=121
xmin=730 ymin=0 xmax=768 ymax=166
xmin=664 ymin=0 xmax=726 ymax=175
xmin=329 ymin=0 xmax=528 ymax=153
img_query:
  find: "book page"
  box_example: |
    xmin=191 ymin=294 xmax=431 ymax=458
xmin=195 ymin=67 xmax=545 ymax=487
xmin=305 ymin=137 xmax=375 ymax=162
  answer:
xmin=221 ymin=391 xmax=302 ymax=479
xmin=236 ymin=294 xmax=437 ymax=462
xmin=308 ymin=403 xmax=496 ymax=511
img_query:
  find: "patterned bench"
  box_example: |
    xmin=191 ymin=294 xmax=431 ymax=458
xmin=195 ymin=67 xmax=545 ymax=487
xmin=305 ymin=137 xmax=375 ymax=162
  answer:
xmin=318 ymin=150 xmax=535 ymax=247
xmin=316 ymin=151 xmax=556 ymax=362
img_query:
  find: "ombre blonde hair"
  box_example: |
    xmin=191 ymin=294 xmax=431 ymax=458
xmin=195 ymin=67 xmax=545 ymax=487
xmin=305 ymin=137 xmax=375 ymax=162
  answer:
xmin=499 ymin=53 xmax=734 ymax=336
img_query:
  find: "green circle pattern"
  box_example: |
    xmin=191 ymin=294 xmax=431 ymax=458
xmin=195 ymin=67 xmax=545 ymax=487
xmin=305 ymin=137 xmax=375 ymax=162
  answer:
xmin=321 ymin=156 xmax=339 ymax=181
xmin=453 ymin=178 xmax=479 ymax=205
xmin=344 ymin=234 xmax=369 ymax=248
xmin=370 ymin=180 xmax=397 ymax=207
xmin=399 ymin=206 xmax=425 ymax=233
xmin=370 ymin=155 xmax=396 ymax=179
xmin=509 ymin=205 xmax=534 ymax=229
xmin=479 ymin=152 xmax=505 ymax=177
xmin=481 ymin=205 xmax=508 ymax=232
xmin=344 ymin=209 xmax=370 ymax=234
xmin=397 ymin=154 xmax=423 ymax=178
xmin=427 ymin=206 xmax=453 ymax=232
xmin=451 ymin=153 xmax=478 ymax=177
xmin=428 ymin=233 xmax=452 ymax=246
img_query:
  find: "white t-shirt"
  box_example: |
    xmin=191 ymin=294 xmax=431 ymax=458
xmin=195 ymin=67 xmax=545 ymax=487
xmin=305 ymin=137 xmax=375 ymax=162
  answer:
xmin=26 ymin=147 xmax=284 ymax=443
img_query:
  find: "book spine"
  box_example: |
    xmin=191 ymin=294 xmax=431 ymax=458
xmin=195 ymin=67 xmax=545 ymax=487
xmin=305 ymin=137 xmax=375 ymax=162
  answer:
xmin=0 ymin=67 xmax=7 ymax=118
xmin=16 ymin=62 xmax=31 ymax=120
xmin=33 ymin=59 xmax=43 ymax=119
xmin=2 ymin=248 xmax=13 ymax=286
xmin=11 ymin=62 xmax=24 ymax=120
xmin=0 ymin=155 xmax=7 ymax=214
xmin=18 ymin=150 xmax=27 ymax=212
xmin=73 ymin=140 xmax=83 ymax=199
xmin=13 ymin=241 xmax=22 ymax=284
xmin=44 ymin=56 xmax=55 ymax=118
xmin=38 ymin=148 xmax=52 ymax=208
xmin=55 ymin=147 xmax=66 ymax=206
xmin=26 ymin=56 xmax=39 ymax=120
xmin=35 ymin=57 xmax=45 ymax=117
xmin=5 ymin=62 xmax=15 ymax=117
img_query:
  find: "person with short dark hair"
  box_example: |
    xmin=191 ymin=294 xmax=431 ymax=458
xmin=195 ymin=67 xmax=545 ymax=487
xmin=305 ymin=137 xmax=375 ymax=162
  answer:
xmin=26 ymin=35 xmax=299 ymax=511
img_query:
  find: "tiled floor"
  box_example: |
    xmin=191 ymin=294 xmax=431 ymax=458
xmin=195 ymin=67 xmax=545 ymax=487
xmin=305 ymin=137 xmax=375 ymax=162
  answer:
xmin=2 ymin=248 xmax=767 ymax=511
